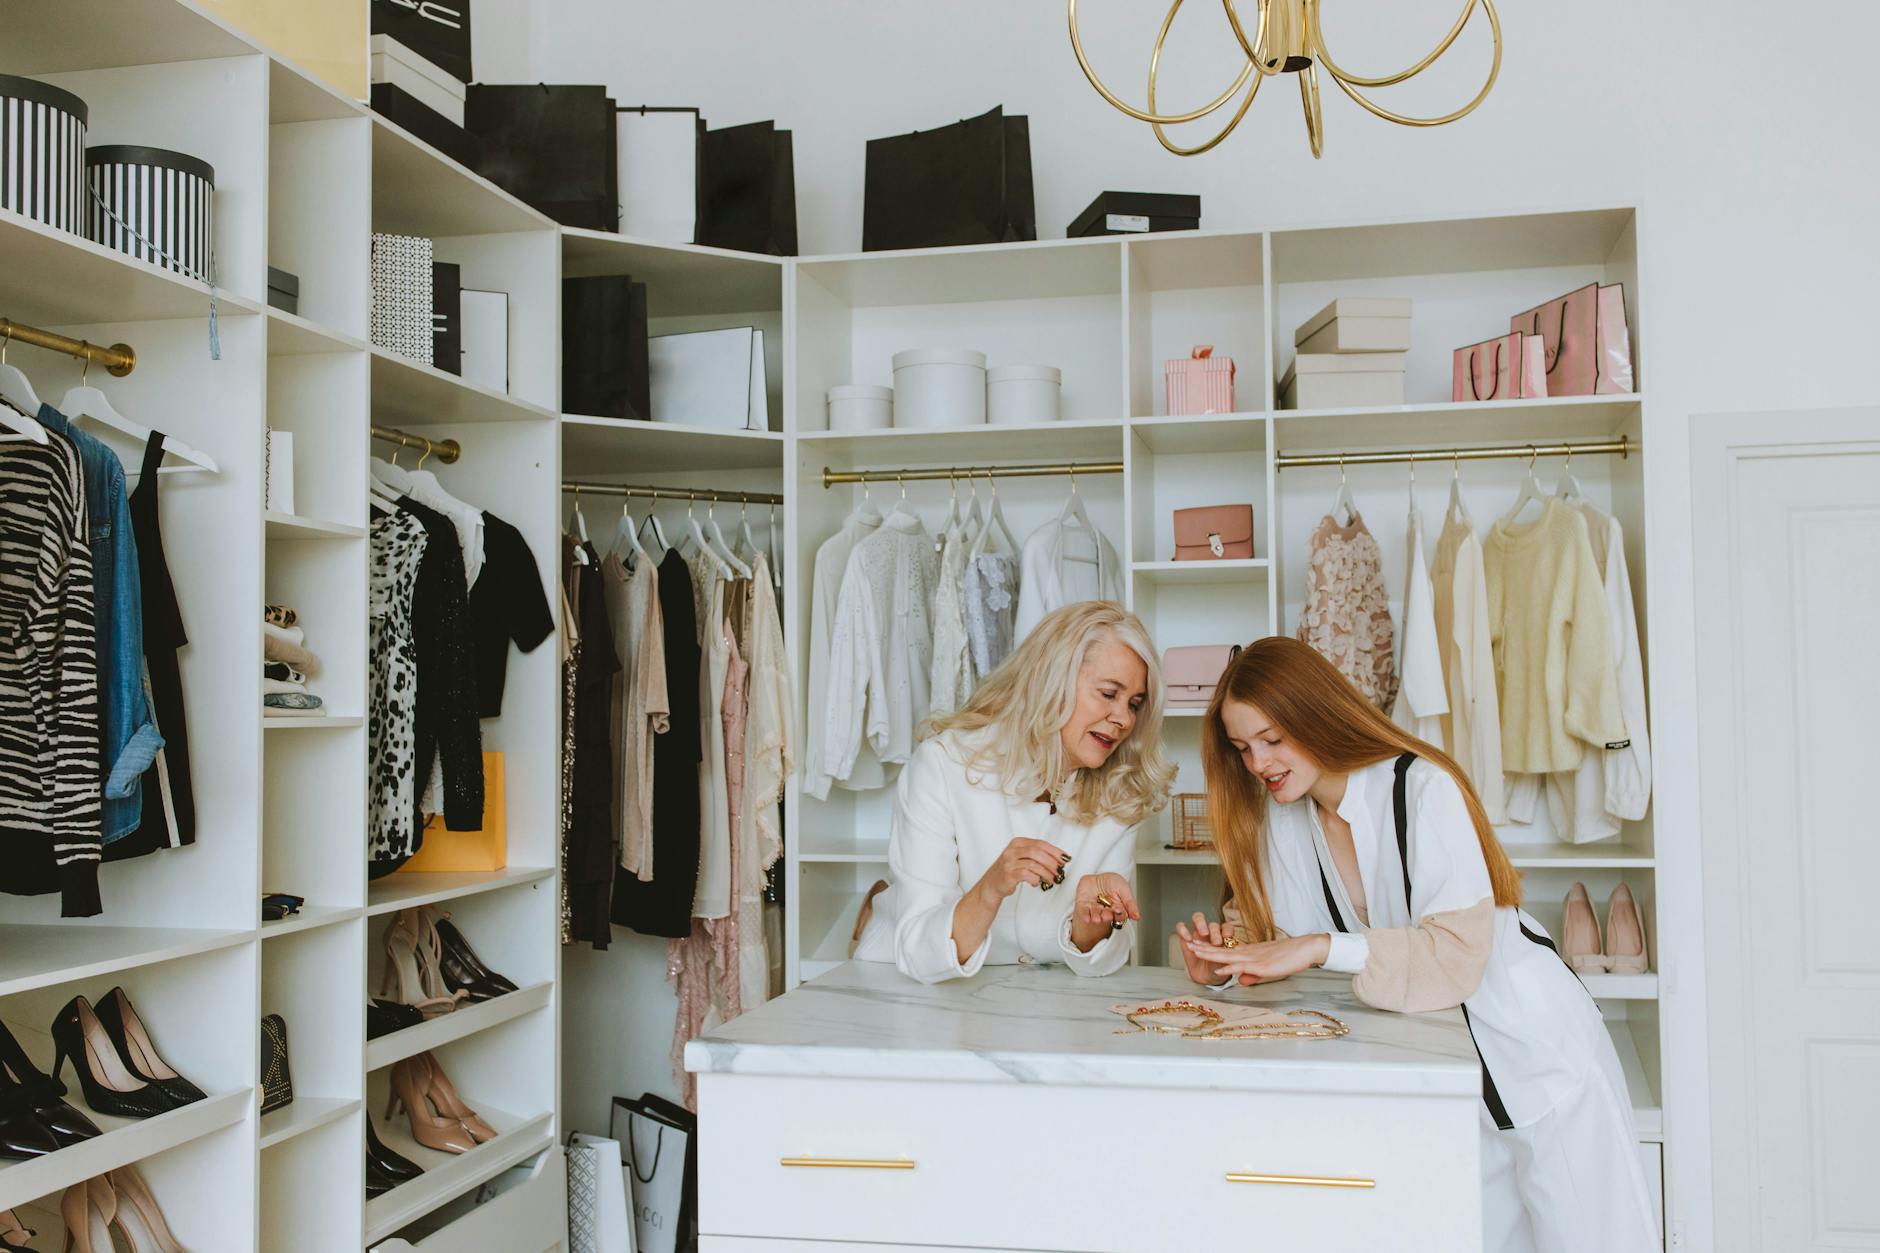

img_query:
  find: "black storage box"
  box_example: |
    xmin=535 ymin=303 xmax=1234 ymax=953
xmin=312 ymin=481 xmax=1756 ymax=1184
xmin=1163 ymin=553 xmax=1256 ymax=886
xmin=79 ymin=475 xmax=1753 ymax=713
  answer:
xmin=1068 ymin=191 xmax=1201 ymax=238
xmin=432 ymin=261 xmax=460 ymax=375
xmin=562 ymin=276 xmax=650 ymax=420
xmin=266 ymin=267 xmax=299 ymax=316
xmin=370 ymin=0 xmax=472 ymax=83
xmin=372 ymin=83 xmax=481 ymax=170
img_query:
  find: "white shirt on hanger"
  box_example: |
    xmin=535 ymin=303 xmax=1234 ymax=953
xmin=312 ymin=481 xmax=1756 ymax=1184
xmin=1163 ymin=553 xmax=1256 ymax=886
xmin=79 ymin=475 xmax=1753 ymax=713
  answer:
xmin=802 ymin=505 xmax=884 ymax=799
xmin=1013 ymin=517 xmax=1122 ymax=641
xmin=1432 ymin=505 xmax=1507 ymax=823
xmin=824 ymin=510 xmax=940 ymax=781
xmin=1390 ymin=505 xmax=1449 ymax=746
xmin=928 ymin=521 xmax=974 ymax=718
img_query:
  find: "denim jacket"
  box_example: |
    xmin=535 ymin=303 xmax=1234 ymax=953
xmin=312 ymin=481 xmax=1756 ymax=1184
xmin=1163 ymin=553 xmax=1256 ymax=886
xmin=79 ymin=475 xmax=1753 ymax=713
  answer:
xmin=38 ymin=405 xmax=162 ymax=841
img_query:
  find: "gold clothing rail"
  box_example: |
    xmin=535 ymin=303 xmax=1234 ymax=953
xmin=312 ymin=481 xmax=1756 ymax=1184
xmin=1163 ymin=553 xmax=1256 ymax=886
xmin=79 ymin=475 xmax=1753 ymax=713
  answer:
xmin=562 ymin=480 xmax=783 ymax=506
xmin=1274 ymin=436 xmax=1630 ymax=470
xmin=0 ymin=317 xmax=135 ymax=377
xmin=371 ymin=425 xmax=461 ymax=464
xmin=821 ymin=460 xmax=1124 ymax=489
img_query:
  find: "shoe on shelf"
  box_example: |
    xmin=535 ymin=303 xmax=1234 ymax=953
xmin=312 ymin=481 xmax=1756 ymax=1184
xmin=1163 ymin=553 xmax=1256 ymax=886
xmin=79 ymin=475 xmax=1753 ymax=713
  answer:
xmin=1560 ymin=882 xmax=1611 ymax=974
xmin=1605 ymin=882 xmax=1650 ymax=975
xmin=416 ymin=1052 xmax=495 ymax=1144
xmin=0 ymin=1019 xmax=99 ymax=1147
xmin=49 ymin=996 xmax=176 ymax=1121
xmin=0 ymin=1208 xmax=33 ymax=1250
xmin=105 ymin=1163 xmax=187 ymax=1253
xmin=848 ymin=881 xmax=889 ymax=958
xmin=386 ymin=1057 xmax=475 ymax=1154
xmin=428 ymin=913 xmax=517 ymax=1001
xmin=0 ymin=1066 xmax=59 ymax=1161
xmin=367 ymin=1000 xmax=424 ymax=1041
xmin=366 ymin=1151 xmax=404 ymax=1199
xmin=367 ymin=1117 xmax=423 ymax=1183
xmin=380 ymin=912 xmax=466 ymax=1018
xmin=93 ymin=988 xmax=206 ymax=1109
xmin=60 ymin=1177 xmax=115 ymax=1253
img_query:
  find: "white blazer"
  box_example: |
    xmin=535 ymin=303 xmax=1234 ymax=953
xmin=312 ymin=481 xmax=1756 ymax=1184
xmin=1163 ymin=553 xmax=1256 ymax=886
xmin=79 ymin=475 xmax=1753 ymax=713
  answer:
xmin=855 ymin=730 xmax=1139 ymax=984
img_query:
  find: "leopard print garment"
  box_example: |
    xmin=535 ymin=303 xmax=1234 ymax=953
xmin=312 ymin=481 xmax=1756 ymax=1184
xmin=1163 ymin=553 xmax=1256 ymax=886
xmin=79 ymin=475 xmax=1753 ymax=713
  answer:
xmin=369 ymin=509 xmax=429 ymax=861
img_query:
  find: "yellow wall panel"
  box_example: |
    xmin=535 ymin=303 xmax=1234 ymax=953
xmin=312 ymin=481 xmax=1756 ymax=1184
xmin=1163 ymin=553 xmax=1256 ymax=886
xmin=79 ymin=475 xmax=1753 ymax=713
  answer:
xmin=198 ymin=0 xmax=368 ymax=99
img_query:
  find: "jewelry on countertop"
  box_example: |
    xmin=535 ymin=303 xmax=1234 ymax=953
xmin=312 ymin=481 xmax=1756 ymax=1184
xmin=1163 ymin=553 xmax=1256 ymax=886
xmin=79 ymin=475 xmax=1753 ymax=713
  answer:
xmin=1113 ymin=1001 xmax=1349 ymax=1040
xmin=1122 ymin=999 xmax=1224 ymax=1035
xmin=1202 ymin=1010 xmax=1351 ymax=1040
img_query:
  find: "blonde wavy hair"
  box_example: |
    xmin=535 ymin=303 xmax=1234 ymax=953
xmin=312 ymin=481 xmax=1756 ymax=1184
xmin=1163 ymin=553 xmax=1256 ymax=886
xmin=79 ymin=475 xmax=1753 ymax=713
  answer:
xmin=924 ymin=601 xmax=1175 ymax=827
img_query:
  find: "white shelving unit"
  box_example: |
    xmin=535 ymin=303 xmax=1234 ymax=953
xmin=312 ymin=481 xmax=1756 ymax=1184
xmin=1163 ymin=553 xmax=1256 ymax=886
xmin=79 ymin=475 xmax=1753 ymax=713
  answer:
xmin=1 ymin=4 xmax=563 ymax=1250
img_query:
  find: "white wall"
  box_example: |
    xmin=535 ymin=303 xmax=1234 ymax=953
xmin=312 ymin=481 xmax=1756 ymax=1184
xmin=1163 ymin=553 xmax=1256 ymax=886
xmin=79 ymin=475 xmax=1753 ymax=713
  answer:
xmin=525 ymin=4 xmax=1880 ymax=1247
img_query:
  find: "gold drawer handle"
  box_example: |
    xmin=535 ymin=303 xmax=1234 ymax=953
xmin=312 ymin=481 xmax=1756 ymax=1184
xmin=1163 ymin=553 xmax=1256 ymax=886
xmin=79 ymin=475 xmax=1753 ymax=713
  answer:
xmin=781 ymin=1158 xmax=916 ymax=1171
xmin=1226 ymin=1172 xmax=1375 ymax=1189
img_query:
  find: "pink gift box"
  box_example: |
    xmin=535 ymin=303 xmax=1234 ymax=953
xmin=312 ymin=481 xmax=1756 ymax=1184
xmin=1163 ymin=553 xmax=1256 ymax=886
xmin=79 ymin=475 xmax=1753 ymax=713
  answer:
xmin=1164 ymin=345 xmax=1236 ymax=415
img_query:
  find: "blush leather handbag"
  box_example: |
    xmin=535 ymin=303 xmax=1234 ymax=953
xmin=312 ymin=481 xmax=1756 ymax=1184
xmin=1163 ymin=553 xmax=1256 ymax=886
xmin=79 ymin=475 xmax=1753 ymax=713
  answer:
xmin=1164 ymin=643 xmax=1242 ymax=708
xmin=1173 ymin=504 xmax=1254 ymax=560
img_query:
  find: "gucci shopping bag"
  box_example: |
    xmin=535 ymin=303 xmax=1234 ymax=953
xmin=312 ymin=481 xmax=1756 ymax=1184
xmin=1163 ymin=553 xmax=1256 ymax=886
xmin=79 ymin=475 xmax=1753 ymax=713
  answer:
xmin=610 ymin=1094 xmax=696 ymax=1253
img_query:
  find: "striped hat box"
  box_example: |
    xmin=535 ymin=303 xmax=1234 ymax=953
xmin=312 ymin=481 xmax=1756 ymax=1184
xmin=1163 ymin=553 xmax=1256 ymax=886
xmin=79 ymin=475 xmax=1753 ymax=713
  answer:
xmin=86 ymin=145 xmax=215 ymax=280
xmin=0 ymin=74 xmax=89 ymax=234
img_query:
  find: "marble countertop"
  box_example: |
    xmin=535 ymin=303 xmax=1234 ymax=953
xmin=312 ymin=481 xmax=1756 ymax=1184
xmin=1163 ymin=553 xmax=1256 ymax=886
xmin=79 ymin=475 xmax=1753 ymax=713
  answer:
xmin=685 ymin=962 xmax=1480 ymax=1097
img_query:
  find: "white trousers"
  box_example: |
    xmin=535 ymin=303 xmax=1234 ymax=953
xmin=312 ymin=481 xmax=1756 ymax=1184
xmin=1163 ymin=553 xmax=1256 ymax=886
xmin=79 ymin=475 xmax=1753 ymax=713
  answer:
xmin=1479 ymin=1038 xmax=1659 ymax=1253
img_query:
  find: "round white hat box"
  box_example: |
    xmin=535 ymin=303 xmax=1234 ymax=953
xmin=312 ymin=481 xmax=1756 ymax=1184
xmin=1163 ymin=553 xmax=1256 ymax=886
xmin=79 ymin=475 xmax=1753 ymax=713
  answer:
xmin=827 ymin=384 xmax=893 ymax=431
xmin=987 ymin=365 xmax=1062 ymax=425
xmin=891 ymin=348 xmax=987 ymax=428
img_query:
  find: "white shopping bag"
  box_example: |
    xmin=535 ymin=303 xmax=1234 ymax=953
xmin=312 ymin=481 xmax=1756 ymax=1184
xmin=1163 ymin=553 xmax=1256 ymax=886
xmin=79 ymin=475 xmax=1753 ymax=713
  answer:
xmin=610 ymin=1094 xmax=696 ymax=1253
xmin=568 ymin=1133 xmax=636 ymax=1253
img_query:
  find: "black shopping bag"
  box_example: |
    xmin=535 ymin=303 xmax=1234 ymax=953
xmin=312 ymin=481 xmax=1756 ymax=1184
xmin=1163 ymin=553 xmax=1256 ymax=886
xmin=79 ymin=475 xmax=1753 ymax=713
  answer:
xmin=371 ymin=0 xmax=473 ymax=82
xmin=563 ymin=276 xmax=650 ymax=421
xmin=696 ymin=120 xmax=798 ymax=256
xmin=610 ymin=1093 xmax=697 ymax=1253
xmin=465 ymin=84 xmax=618 ymax=230
xmin=863 ymin=104 xmax=1037 ymax=251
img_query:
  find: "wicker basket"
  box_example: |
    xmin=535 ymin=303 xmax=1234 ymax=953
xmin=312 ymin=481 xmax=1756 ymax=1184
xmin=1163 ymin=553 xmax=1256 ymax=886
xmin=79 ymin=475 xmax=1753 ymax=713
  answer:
xmin=1172 ymin=793 xmax=1212 ymax=851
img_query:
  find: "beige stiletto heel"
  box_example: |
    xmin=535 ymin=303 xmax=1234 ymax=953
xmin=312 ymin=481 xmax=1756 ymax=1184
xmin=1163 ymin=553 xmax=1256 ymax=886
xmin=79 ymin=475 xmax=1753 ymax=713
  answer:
xmin=60 ymin=1176 xmax=116 ymax=1253
xmin=1604 ymin=882 xmax=1649 ymax=974
xmin=1561 ymin=882 xmax=1611 ymax=974
xmin=379 ymin=913 xmax=463 ymax=1018
xmin=418 ymin=1052 xmax=494 ymax=1143
xmin=387 ymin=1057 xmax=475 ymax=1154
xmin=106 ymin=1164 xmax=187 ymax=1253
xmin=1 ymin=1208 xmax=35 ymax=1251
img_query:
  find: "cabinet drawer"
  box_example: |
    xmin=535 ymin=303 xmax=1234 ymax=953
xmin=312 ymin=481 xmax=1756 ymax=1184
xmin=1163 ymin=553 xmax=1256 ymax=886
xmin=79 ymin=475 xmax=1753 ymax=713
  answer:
xmin=698 ymin=1075 xmax=1477 ymax=1250
xmin=371 ymin=1148 xmax=566 ymax=1253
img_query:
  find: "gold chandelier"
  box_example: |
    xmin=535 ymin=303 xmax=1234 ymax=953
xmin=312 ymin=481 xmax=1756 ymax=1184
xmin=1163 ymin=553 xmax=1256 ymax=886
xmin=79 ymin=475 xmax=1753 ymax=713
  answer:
xmin=1068 ymin=0 xmax=1502 ymax=158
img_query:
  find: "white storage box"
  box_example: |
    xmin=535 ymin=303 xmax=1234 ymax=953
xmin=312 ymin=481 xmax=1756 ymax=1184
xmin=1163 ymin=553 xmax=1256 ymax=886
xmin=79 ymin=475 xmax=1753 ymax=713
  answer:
xmin=369 ymin=34 xmax=466 ymax=128
xmin=1295 ymin=297 xmax=1413 ymax=354
xmin=827 ymin=384 xmax=892 ymax=431
xmin=892 ymin=348 xmax=986 ymax=428
xmin=650 ymin=326 xmax=770 ymax=429
xmin=1279 ymin=351 xmax=1407 ymax=410
xmin=987 ymin=365 xmax=1061 ymax=425
xmin=460 ymin=288 xmax=509 ymax=393
xmin=1 ymin=74 xmax=88 ymax=235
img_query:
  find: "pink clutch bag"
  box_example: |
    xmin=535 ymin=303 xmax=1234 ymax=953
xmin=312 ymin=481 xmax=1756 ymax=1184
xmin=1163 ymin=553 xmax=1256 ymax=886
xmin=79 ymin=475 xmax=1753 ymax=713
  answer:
xmin=1164 ymin=345 xmax=1236 ymax=416
xmin=1510 ymin=282 xmax=1635 ymax=396
xmin=1173 ymin=504 xmax=1254 ymax=561
xmin=1453 ymin=332 xmax=1547 ymax=402
xmin=1164 ymin=644 xmax=1242 ymax=708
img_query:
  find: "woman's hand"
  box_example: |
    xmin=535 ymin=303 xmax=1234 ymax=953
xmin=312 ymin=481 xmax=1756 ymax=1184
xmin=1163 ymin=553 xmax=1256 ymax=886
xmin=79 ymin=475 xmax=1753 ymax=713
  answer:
xmin=972 ymin=837 xmax=1070 ymax=906
xmin=1174 ymin=913 xmax=1234 ymax=985
xmin=1181 ymin=932 xmax=1331 ymax=986
xmin=1073 ymin=873 xmax=1140 ymax=929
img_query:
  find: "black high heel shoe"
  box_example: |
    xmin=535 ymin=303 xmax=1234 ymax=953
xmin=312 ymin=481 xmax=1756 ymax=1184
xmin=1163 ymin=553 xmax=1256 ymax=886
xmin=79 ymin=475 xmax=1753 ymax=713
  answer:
xmin=430 ymin=914 xmax=517 ymax=1001
xmin=0 ymin=1020 xmax=99 ymax=1147
xmin=367 ymin=1117 xmax=423 ymax=1183
xmin=92 ymin=987 xmax=205 ymax=1108
xmin=49 ymin=996 xmax=176 ymax=1120
xmin=0 ymin=1069 xmax=58 ymax=1161
xmin=0 ymin=1207 xmax=37 ymax=1250
xmin=367 ymin=999 xmax=424 ymax=1041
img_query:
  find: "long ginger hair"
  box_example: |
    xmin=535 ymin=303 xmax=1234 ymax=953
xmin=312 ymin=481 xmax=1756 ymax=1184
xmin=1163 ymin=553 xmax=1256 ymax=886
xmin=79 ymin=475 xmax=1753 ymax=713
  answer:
xmin=1202 ymin=636 xmax=1520 ymax=942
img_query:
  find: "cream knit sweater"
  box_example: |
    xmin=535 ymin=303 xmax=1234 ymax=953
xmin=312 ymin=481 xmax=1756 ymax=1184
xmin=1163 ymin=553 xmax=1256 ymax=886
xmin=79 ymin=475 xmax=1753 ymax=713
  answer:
xmin=1483 ymin=500 xmax=1625 ymax=774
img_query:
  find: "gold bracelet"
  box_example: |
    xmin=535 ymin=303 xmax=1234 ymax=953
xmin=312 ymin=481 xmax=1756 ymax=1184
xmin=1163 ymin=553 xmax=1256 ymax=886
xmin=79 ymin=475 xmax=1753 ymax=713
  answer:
xmin=1122 ymin=999 xmax=1224 ymax=1035
xmin=1199 ymin=1010 xmax=1351 ymax=1040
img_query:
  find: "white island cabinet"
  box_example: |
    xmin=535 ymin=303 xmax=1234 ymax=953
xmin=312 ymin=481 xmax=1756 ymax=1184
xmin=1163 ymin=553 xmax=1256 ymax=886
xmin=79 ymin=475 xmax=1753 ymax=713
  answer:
xmin=685 ymin=964 xmax=1483 ymax=1252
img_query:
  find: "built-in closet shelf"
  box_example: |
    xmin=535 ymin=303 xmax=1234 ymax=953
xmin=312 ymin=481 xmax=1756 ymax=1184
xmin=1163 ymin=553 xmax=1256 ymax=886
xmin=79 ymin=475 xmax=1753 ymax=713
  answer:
xmin=364 ymin=1109 xmax=555 ymax=1244
xmin=801 ymin=419 xmax=1124 ymax=470
xmin=1579 ymin=973 xmax=1658 ymax=1000
xmin=365 ymin=982 xmax=553 ymax=1072
xmin=1129 ymin=413 xmax=1269 ymax=454
xmin=1499 ymin=843 xmax=1655 ymax=869
xmin=1163 ymin=707 xmax=1207 ymax=719
xmin=1609 ymin=1025 xmax=1663 ymax=1141
xmin=0 ymin=923 xmax=252 ymax=999
xmin=0 ymin=207 xmax=262 ymax=328
xmin=266 ymin=305 xmax=369 ymax=357
xmin=0 ymin=1087 xmax=251 ymax=1213
xmin=265 ymin=511 xmax=367 ymax=540
xmin=798 ymin=849 xmax=890 ymax=865
xmin=370 ymin=347 xmax=556 ymax=429
xmin=268 ymin=52 xmax=365 ymax=125
xmin=1132 ymin=558 xmax=1269 ymax=585
xmin=261 ymin=904 xmax=363 ymax=940
xmin=259 ymin=1096 xmax=361 ymax=1151
xmin=1134 ymin=843 xmax=1225 ymax=867
xmin=265 ymin=714 xmax=365 ymax=730
xmin=561 ymin=414 xmax=785 ymax=474
xmin=366 ymin=866 xmax=555 ymax=917
xmin=1272 ymin=394 xmax=1644 ymax=454
xmin=798 ymin=961 xmax=842 ymax=984
xmin=800 ymin=235 xmax=1121 ymax=307
xmin=561 ymin=227 xmax=785 ymax=317
xmin=370 ymin=114 xmax=553 ymax=240
xmin=7 ymin=0 xmax=255 ymax=72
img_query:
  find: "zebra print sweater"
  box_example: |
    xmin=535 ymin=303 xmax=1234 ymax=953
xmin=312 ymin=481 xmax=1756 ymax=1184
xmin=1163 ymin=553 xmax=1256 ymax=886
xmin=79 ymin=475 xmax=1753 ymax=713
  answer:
xmin=0 ymin=433 xmax=103 ymax=916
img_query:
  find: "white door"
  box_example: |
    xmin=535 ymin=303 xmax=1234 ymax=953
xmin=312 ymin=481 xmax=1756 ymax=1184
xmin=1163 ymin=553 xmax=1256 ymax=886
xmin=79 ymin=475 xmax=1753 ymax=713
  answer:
xmin=1692 ymin=409 xmax=1880 ymax=1251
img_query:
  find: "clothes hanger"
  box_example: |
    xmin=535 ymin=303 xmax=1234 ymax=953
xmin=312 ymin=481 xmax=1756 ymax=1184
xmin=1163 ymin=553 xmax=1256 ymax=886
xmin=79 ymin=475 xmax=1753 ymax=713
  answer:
xmin=369 ymin=445 xmax=415 ymax=497
xmin=1057 ymin=465 xmax=1100 ymax=567
xmin=1498 ymin=445 xmax=1551 ymax=526
xmin=60 ymin=355 xmax=216 ymax=472
xmin=611 ymin=489 xmax=647 ymax=564
xmin=736 ymin=496 xmax=762 ymax=563
xmin=705 ymin=497 xmax=753 ymax=578
xmin=969 ymin=468 xmax=1020 ymax=560
xmin=1446 ymin=448 xmax=1471 ymax=525
xmin=1553 ymin=445 xmax=1585 ymax=503
xmin=767 ymin=500 xmax=784 ymax=590
xmin=637 ymin=494 xmax=671 ymax=554
xmin=937 ymin=472 xmax=962 ymax=550
xmin=1331 ymin=455 xmax=1358 ymax=526
xmin=367 ymin=441 xmax=405 ymax=510
xmin=0 ymin=327 xmax=50 ymax=446
xmin=688 ymin=494 xmax=731 ymax=578
xmin=567 ymin=485 xmax=591 ymax=565
xmin=887 ymin=472 xmax=919 ymax=523
xmin=962 ymin=473 xmax=985 ymax=543
xmin=367 ymin=444 xmax=403 ymax=512
xmin=851 ymin=475 xmax=883 ymax=526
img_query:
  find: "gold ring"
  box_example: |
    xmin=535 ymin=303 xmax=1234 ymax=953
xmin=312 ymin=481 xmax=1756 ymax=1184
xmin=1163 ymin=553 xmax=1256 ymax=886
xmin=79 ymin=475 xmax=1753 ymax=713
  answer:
xmin=1096 ymin=893 xmax=1115 ymax=909
xmin=1223 ymin=935 xmax=1240 ymax=949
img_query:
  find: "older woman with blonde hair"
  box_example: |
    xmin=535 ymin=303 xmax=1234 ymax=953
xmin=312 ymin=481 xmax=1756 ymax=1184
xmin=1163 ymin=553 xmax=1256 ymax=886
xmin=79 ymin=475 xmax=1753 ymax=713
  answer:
xmin=855 ymin=601 xmax=1176 ymax=983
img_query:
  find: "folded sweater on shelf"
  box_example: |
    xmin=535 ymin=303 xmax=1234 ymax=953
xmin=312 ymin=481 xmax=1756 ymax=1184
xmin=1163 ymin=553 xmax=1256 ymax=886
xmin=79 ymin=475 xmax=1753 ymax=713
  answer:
xmin=263 ymin=622 xmax=322 ymax=676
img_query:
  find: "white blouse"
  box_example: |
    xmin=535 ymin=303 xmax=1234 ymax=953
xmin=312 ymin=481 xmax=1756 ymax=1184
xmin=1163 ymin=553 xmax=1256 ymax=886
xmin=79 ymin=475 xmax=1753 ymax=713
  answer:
xmin=823 ymin=511 xmax=940 ymax=779
xmin=802 ymin=506 xmax=884 ymax=799
xmin=1390 ymin=506 xmax=1449 ymax=745
xmin=1013 ymin=517 xmax=1122 ymax=642
xmin=855 ymin=730 xmax=1138 ymax=984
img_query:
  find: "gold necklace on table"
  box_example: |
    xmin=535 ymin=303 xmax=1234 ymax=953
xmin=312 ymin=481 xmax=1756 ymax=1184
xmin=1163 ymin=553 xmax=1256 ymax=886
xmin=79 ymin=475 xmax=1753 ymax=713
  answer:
xmin=1115 ymin=999 xmax=1350 ymax=1040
